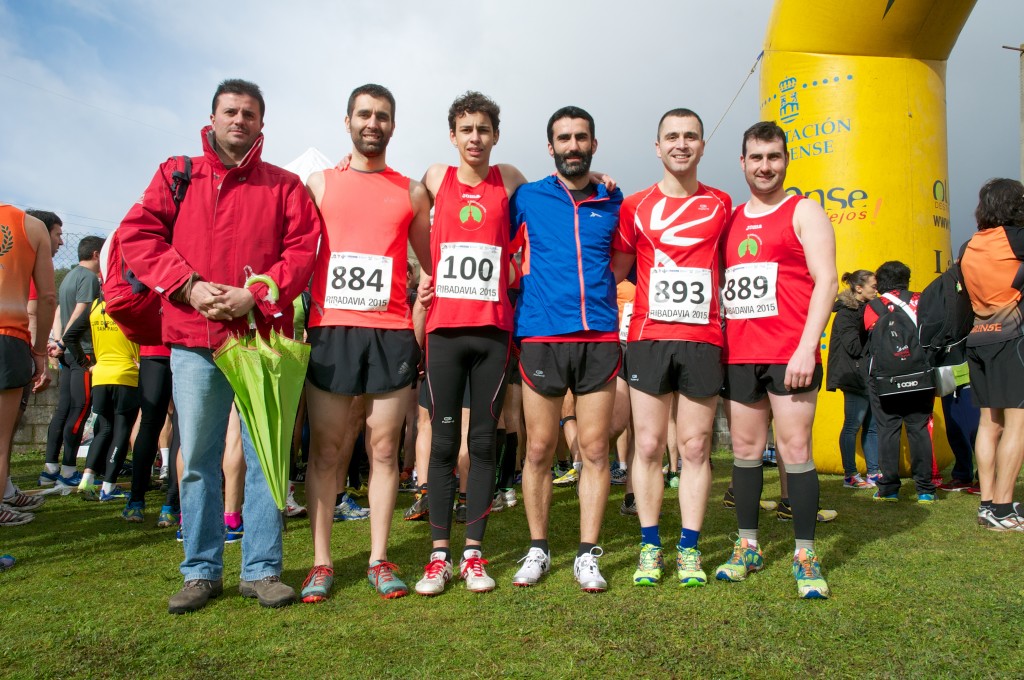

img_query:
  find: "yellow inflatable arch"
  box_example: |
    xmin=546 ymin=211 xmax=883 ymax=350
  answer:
xmin=761 ymin=0 xmax=976 ymax=474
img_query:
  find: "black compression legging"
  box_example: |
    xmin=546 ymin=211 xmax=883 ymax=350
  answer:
xmin=425 ymin=327 xmax=511 ymax=544
xmin=164 ymin=409 xmax=181 ymax=513
xmin=84 ymin=384 xmax=140 ymax=485
xmin=44 ymin=363 xmax=92 ymax=466
xmin=130 ymin=357 xmax=173 ymax=504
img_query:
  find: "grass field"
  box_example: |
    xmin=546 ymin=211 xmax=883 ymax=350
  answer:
xmin=2 ymin=449 xmax=1022 ymax=679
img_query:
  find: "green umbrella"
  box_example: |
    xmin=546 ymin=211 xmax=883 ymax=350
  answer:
xmin=214 ymin=275 xmax=310 ymax=511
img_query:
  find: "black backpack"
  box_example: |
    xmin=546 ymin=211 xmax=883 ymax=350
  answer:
xmin=867 ymin=291 xmax=934 ymax=396
xmin=918 ymin=244 xmax=973 ymax=368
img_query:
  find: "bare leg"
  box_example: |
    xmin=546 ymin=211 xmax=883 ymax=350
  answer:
xmin=575 ymin=384 xmax=616 ymax=544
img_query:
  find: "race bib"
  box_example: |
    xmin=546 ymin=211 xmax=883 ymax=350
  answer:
xmin=324 ymin=252 xmax=393 ymax=311
xmin=722 ymin=262 xmax=778 ymax=319
xmin=435 ymin=242 xmax=501 ymax=302
xmin=647 ymin=267 xmax=711 ymax=325
xmin=619 ymin=301 xmax=634 ymax=343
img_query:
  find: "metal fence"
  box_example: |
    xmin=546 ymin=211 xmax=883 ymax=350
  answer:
xmin=53 ymin=230 xmax=109 ymax=289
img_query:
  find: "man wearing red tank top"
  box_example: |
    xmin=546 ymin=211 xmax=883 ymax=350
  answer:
xmin=715 ymin=122 xmax=838 ymax=599
xmin=412 ymin=91 xmax=527 ymax=596
xmin=612 ymin=108 xmax=731 ymax=589
xmin=302 ymin=84 xmax=432 ymax=603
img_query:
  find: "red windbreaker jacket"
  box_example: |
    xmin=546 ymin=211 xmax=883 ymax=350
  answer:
xmin=117 ymin=126 xmax=320 ymax=349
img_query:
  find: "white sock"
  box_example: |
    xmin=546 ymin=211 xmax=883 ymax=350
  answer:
xmin=572 ymin=462 xmax=582 ymax=473
xmin=101 ymin=481 xmax=117 ymax=494
xmin=4 ymin=476 xmax=16 ymax=498
xmin=618 ymin=462 xmax=627 ymax=472
xmin=159 ymin=447 xmax=170 ymax=460
xmin=60 ymin=464 xmax=77 ymax=478
xmin=80 ymin=471 xmax=95 ymax=487
xmin=45 ymin=463 xmax=59 ymax=474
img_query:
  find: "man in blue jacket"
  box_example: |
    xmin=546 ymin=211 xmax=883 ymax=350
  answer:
xmin=509 ymin=106 xmax=629 ymax=592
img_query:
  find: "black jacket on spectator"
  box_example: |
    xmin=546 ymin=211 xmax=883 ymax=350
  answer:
xmin=826 ymin=290 xmax=868 ymax=394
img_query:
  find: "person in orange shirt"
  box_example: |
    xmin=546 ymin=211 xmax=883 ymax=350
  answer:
xmin=0 ymin=204 xmax=56 ymax=554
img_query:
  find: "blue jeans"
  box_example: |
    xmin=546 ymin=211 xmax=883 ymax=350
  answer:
xmin=171 ymin=347 xmax=283 ymax=583
xmin=839 ymin=390 xmax=879 ymax=476
xmin=941 ymin=385 xmax=979 ymax=482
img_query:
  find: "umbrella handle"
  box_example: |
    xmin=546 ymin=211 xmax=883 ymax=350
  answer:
xmin=244 ymin=274 xmax=280 ymax=329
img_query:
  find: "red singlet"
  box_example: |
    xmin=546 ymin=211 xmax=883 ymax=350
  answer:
xmin=721 ymin=195 xmax=817 ymax=364
xmin=309 ymin=167 xmax=415 ymax=330
xmin=426 ymin=166 xmax=513 ymax=333
xmin=614 ymin=182 xmax=731 ymax=344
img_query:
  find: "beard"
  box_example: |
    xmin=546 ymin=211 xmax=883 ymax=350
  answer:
xmin=554 ymin=150 xmax=593 ymax=179
xmin=352 ymin=131 xmax=391 ymax=157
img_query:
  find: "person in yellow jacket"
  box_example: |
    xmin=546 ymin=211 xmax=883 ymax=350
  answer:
xmin=62 ymin=295 xmax=140 ymax=507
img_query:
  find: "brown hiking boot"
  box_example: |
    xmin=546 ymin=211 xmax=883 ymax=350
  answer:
xmin=168 ymin=579 xmax=223 ymax=614
xmin=238 ymin=575 xmax=296 ymax=608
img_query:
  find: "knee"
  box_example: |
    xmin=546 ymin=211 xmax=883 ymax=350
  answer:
xmin=778 ymin=439 xmax=811 ymax=465
xmin=679 ymin=436 xmax=710 ymax=465
xmin=633 ymin=432 xmax=664 ymax=462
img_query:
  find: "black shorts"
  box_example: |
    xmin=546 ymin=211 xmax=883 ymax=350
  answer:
xmin=92 ymin=383 xmax=140 ymax=415
xmin=307 ymin=326 xmax=419 ymax=396
xmin=618 ymin=345 xmax=628 ymax=381
xmin=519 ymin=341 xmax=620 ymax=397
xmin=722 ymin=363 xmax=823 ymax=404
xmin=0 ymin=336 xmax=33 ymax=391
xmin=968 ymin=338 xmax=1024 ymax=408
xmin=627 ymin=340 xmax=722 ymax=398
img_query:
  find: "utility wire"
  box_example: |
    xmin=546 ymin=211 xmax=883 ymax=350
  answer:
xmin=707 ymin=51 xmax=764 ymax=142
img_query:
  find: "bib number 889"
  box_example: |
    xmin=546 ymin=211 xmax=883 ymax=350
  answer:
xmin=723 ymin=275 xmax=768 ymax=301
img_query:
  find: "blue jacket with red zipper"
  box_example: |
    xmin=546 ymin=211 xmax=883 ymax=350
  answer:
xmin=510 ymin=174 xmax=623 ymax=338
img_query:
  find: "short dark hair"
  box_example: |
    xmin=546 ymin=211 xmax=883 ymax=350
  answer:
xmin=975 ymin=178 xmax=1024 ymax=230
xmin=78 ymin=235 xmax=105 ymax=262
xmin=447 ymin=91 xmax=500 ymax=133
xmin=347 ymin=83 xmax=396 ymax=120
xmin=658 ymin=108 xmax=704 ymax=139
xmin=547 ymin=106 xmax=595 ymax=144
xmin=875 ymin=260 xmax=911 ymax=292
xmin=741 ymin=120 xmax=787 ymax=157
xmin=841 ymin=269 xmax=874 ymax=293
xmin=25 ymin=209 xmax=62 ymax=232
xmin=212 ymin=79 xmax=265 ymax=118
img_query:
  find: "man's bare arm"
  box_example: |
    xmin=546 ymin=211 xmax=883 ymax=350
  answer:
xmin=611 ymin=250 xmax=636 ymax=284
xmin=26 ymin=215 xmax=56 ymax=390
xmin=305 ymin=170 xmax=326 ymax=208
xmin=786 ymin=200 xmax=838 ymax=390
xmin=408 ymin=180 xmax=433 ymax=273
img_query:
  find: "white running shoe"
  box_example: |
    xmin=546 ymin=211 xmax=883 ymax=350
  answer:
xmin=285 ymin=484 xmax=306 ymax=518
xmin=574 ymin=547 xmax=607 ymax=593
xmin=503 ymin=488 xmax=517 ymax=507
xmin=460 ymin=549 xmax=496 ymax=593
xmin=511 ymin=547 xmax=550 ymax=587
xmin=415 ymin=551 xmax=453 ymax=596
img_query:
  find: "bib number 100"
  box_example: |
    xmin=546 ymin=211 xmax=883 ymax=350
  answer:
xmin=442 ymin=255 xmax=494 ymax=282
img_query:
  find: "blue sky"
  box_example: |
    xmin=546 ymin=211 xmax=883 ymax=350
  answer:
xmin=1 ymin=0 xmax=1021 ymax=255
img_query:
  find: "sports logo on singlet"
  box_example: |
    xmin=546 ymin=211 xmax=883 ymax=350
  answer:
xmin=435 ymin=242 xmax=500 ymax=302
xmin=458 ymin=195 xmax=487 ymax=232
xmin=324 ymin=252 xmax=393 ymax=311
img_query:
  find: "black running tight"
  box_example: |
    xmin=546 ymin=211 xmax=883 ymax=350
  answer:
xmin=85 ymin=384 xmax=140 ymax=484
xmin=130 ymin=357 xmax=173 ymax=504
xmin=425 ymin=327 xmax=510 ymax=544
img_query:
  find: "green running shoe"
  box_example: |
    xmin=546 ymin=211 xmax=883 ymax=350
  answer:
xmin=714 ymin=538 xmax=764 ymax=582
xmin=792 ymin=548 xmax=830 ymax=599
xmin=676 ymin=546 xmax=707 ymax=587
xmin=367 ymin=560 xmax=408 ymax=599
xmin=632 ymin=543 xmax=664 ymax=586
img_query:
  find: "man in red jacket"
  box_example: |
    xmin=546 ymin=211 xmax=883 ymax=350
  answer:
xmin=118 ymin=79 xmax=320 ymax=614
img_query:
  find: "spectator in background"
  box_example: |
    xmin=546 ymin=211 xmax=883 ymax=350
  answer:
xmin=0 ymin=205 xmax=57 ymax=543
xmin=826 ymin=269 xmax=880 ymax=488
xmin=959 ymin=178 xmax=1024 ymax=530
xmin=2 ymin=209 xmax=62 ymax=512
xmin=39 ymin=234 xmax=104 ymax=490
xmin=864 ymin=261 xmax=936 ymax=504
